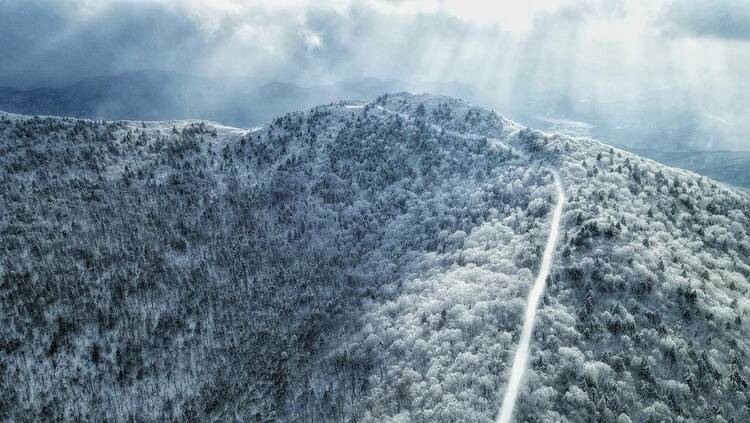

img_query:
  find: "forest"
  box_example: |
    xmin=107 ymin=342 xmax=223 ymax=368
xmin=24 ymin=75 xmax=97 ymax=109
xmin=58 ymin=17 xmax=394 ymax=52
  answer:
xmin=1 ymin=93 xmax=748 ymax=422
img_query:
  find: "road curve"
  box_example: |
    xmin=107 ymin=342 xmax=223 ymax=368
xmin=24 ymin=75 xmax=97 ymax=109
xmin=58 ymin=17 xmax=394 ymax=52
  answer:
xmin=496 ymin=170 xmax=565 ymax=423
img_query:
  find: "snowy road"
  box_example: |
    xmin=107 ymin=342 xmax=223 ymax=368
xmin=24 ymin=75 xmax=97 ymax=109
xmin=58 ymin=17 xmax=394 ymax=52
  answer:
xmin=496 ymin=170 xmax=565 ymax=423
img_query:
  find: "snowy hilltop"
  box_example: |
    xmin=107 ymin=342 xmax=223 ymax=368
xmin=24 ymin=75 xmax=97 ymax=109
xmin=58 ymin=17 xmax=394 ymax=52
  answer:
xmin=1 ymin=93 xmax=749 ymax=422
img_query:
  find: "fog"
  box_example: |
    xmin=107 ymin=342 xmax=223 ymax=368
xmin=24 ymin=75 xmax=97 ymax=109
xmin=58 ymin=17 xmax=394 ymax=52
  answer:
xmin=1 ymin=0 xmax=749 ymax=150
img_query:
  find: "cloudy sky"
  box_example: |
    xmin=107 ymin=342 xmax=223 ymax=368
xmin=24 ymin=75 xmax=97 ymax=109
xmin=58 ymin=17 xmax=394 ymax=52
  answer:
xmin=1 ymin=0 xmax=749 ymax=149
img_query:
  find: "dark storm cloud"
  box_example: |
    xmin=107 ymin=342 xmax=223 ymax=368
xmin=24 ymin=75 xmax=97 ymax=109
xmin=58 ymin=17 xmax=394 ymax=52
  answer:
xmin=660 ymin=0 xmax=750 ymax=40
xmin=0 ymin=1 xmax=358 ymax=87
xmin=0 ymin=0 xmax=212 ymax=87
xmin=0 ymin=0 xmax=508 ymax=88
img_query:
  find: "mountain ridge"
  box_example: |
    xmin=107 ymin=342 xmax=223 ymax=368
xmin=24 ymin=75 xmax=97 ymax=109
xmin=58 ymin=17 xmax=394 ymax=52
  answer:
xmin=2 ymin=71 xmax=748 ymax=189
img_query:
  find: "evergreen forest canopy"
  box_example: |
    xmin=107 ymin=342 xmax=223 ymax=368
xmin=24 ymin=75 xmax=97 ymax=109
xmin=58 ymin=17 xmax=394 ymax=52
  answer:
xmin=1 ymin=93 xmax=749 ymax=422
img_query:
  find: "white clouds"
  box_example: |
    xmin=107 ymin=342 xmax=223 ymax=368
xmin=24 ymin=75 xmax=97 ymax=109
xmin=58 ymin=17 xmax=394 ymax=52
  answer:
xmin=347 ymin=0 xmax=564 ymax=31
xmin=300 ymin=29 xmax=324 ymax=51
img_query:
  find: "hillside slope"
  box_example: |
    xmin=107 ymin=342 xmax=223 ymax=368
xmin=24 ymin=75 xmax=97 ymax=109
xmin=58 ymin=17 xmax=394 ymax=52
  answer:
xmin=1 ymin=94 xmax=748 ymax=422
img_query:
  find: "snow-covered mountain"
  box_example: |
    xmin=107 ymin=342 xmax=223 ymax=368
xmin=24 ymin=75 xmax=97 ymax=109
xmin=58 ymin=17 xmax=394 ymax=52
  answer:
xmin=1 ymin=93 xmax=748 ymax=422
xmin=4 ymin=71 xmax=748 ymax=190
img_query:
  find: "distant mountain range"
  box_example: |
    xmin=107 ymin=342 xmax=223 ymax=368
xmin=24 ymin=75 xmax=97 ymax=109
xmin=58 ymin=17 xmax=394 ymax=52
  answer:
xmin=0 ymin=70 xmax=476 ymax=128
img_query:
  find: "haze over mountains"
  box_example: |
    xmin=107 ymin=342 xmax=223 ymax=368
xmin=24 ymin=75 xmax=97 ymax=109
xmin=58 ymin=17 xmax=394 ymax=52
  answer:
xmin=0 ymin=70 xmax=474 ymax=131
xmin=1 ymin=70 xmax=748 ymax=188
xmin=1 ymin=93 xmax=748 ymax=422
